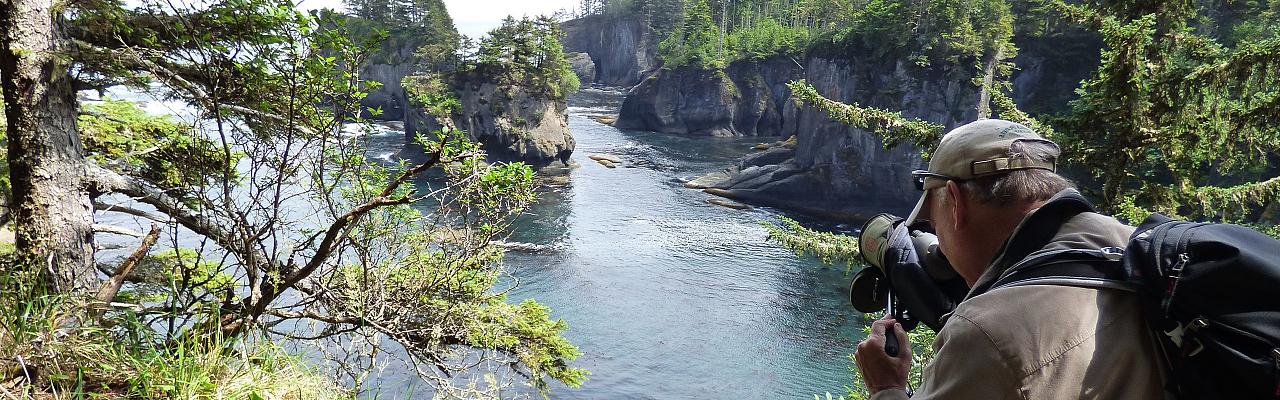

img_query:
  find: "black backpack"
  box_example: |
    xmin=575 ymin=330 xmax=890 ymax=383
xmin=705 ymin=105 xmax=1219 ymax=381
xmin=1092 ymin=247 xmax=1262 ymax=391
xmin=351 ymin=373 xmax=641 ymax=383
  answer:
xmin=987 ymin=196 xmax=1280 ymax=400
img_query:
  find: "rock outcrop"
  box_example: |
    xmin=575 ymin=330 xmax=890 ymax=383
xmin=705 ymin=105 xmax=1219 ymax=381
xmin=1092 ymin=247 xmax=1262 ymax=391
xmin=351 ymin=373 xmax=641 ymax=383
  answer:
xmin=616 ymin=58 xmax=802 ymax=136
xmin=657 ymin=39 xmax=1099 ymax=219
xmin=405 ymin=71 xmax=574 ymax=167
xmin=566 ymin=52 xmax=597 ymax=84
xmin=561 ymin=14 xmax=658 ymax=87
xmin=358 ymin=47 xmax=416 ymax=121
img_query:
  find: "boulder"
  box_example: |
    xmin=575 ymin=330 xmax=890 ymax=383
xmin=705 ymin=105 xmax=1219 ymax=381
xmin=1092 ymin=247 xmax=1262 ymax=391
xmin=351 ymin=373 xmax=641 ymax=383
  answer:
xmin=566 ymin=52 xmax=596 ymax=84
xmin=707 ymin=198 xmax=752 ymax=210
xmin=589 ymin=154 xmax=623 ymax=163
xmin=404 ymin=70 xmax=575 ymax=167
xmin=663 ymin=39 xmax=1099 ymax=220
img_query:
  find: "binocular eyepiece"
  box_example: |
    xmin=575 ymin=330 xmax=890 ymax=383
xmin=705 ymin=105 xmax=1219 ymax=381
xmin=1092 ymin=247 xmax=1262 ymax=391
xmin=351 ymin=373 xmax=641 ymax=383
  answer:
xmin=849 ymin=214 xmax=968 ymax=333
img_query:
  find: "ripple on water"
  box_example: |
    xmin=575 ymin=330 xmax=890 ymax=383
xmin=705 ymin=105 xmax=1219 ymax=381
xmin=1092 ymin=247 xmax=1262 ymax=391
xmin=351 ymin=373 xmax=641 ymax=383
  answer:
xmin=466 ymin=89 xmax=868 ymax=398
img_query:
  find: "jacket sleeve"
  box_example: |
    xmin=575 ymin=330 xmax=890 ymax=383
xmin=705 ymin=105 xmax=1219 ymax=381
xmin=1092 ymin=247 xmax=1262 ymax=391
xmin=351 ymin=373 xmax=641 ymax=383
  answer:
xmin=903 ymin=314 xmax=1022 ymax=400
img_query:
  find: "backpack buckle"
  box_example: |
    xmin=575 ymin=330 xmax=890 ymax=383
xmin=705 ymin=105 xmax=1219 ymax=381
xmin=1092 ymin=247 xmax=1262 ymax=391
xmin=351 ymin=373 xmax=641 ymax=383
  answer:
xmin=1184 ymin=318 xmax=1209 ymax=357
xmin=1099 ymin=246 xmax=1124 ymax=261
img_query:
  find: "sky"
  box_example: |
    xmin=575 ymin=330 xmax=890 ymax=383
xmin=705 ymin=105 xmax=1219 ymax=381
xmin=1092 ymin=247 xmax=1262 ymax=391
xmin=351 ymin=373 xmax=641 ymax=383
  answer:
xmin=295 ymin=0 xmax=581 ymax=39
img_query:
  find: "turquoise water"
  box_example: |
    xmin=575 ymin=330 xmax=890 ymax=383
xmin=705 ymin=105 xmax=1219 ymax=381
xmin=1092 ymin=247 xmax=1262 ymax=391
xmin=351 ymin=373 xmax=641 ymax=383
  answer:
xmin=91 ymin=85 xmax=870 ymax=398
xmin=487 ymin=87 xmax=868 ymax=398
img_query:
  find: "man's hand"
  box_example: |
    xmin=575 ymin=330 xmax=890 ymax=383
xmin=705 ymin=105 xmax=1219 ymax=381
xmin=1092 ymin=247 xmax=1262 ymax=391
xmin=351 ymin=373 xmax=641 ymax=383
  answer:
xmin=854 ymin=316 xmax=912 ymax=395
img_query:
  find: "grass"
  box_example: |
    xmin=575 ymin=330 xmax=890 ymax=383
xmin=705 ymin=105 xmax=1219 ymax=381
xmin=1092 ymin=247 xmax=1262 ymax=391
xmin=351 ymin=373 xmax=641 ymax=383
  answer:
xmin=0 ymin=247 xmax=350 ymax=400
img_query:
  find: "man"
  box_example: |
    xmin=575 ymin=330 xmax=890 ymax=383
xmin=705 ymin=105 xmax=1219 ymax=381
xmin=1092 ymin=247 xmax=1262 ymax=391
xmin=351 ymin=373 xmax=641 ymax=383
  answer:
xmin=854 ymin=119 xmax=1164 ymax=399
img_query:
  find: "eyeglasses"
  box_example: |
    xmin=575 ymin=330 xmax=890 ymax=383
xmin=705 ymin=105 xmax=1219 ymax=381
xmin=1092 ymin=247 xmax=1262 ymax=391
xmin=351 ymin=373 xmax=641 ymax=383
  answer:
xmin=911 ymin=170 xmax=965 ymax=191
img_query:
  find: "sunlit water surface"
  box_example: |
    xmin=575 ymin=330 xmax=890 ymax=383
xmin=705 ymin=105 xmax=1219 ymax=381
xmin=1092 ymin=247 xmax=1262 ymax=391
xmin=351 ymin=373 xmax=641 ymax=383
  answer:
xmin=92 ymin=85 xmax=869 ymax=399
xmin=446 ymin=87 xmax=867 ymax=399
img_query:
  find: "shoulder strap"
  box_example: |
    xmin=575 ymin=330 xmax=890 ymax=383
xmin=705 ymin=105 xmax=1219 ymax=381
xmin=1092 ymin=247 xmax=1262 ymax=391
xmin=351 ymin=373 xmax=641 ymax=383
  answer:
xmin=990 ymin=254 xmax=1140 ymax=293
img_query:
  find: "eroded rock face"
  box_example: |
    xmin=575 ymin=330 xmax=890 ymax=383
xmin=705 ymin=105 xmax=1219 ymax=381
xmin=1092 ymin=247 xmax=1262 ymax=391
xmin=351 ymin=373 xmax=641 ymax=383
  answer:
xmin=567 ymin=52 xmax=597 ymax=84
xmin=357 ymin=41 xmax=418 ymax=122
xmin=616 ymin=58 xmax=803 ymax=137
xmin=561 ymin=14 xmax=658 ymax=87
xmin=665 ymin=49 xmax=1097 ymax=220
xmin=404 ymin=72 xmax=574 ymax=167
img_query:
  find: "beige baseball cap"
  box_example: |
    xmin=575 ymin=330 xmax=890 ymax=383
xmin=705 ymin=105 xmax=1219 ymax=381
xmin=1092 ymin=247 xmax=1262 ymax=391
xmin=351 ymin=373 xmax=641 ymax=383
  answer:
xmin=905 ymin=119 xmax=1060 ymax=224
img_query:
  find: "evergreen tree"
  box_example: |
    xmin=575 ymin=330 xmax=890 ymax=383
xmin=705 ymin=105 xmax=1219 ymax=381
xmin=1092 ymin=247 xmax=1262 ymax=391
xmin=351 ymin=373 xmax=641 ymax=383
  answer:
xmin=659 ymin=0 xmax=725 ymax=68
xmin=780 ymin=0 xmax=1280 ymax=239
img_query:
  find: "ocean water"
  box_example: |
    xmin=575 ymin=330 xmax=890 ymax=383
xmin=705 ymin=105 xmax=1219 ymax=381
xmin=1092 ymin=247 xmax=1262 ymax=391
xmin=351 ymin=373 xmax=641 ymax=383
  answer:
xmin=468 ymin=87 xmax=869 ymax=398
xmin=89 ymin=84 xmax=871 ymax=399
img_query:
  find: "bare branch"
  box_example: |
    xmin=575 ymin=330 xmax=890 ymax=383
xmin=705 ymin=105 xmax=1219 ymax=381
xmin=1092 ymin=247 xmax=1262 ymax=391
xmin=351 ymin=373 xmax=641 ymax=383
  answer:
xmin=94 ymin=201 xmax=171 ymax=223
xmin=92 ymin=224 xmax=147 ymax=238
xmin=95 ymin=224 xmax=161 ymax=303
xmin=270 ymin=155 xmax=444 ymax=302
xmin=86 ymin=162 xmax=269 ymax=270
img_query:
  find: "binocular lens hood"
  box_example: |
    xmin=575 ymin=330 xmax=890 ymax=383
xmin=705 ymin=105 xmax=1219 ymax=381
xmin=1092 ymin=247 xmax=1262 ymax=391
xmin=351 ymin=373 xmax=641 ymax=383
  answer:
xmin=852 ymin=213 xmax=968 ymax=331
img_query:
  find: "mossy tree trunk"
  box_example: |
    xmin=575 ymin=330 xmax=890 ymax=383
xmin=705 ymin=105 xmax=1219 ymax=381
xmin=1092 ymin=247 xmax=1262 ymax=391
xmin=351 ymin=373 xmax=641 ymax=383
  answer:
xmin=0 ymin=0 xmax=97 ymax=292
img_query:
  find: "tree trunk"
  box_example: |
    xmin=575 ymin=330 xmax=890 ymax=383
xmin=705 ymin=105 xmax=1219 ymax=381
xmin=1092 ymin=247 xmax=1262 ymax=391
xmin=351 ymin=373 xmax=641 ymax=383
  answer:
xmin=1 ymin=0 xmax=97 ymax=292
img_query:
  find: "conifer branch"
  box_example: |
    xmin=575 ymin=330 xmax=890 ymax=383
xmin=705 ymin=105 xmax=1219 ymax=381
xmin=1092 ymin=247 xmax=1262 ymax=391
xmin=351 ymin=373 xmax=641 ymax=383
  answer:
xmin=786 ymin=80 xmax=945 ymax=155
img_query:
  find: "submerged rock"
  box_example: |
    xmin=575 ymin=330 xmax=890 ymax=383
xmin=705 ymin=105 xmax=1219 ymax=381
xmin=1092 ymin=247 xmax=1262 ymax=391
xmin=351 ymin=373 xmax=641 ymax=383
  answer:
xmin=707 ymin=198 xmax=752 ymax=210
xmin=594 ymin=115 xmax=617 ymax=125
xmin=589 ymin=154 xmax=623 ymax=163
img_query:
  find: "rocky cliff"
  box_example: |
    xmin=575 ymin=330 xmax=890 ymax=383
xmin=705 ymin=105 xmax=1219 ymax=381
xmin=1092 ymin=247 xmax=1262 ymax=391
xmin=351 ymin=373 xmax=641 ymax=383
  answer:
xmin=355 ymin=32 xmax=430 ymax=122
xmin=561 ymin=14 xmax=658 ymax=87
xmin=405 ymin=71 xmax=574 ymax=167
xmin=362 ymin=62 xmax=414 ymax=121
xmin=653 ymin=38 xmax=1100 ymax=219
xmin=566 ymin=52 xmax=597 ymax=84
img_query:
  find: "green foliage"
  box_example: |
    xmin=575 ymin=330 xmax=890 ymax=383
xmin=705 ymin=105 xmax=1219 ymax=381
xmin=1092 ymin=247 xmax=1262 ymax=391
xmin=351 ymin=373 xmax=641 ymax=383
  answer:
xmin=817 ymin=0 xmax=1015 ymax=66
xmin=726 ymin=18 xmax=810 ymax=61
xmin=79 ymin=99 xmax=233 ymax=200
xmin=465 ymin=16 xmax=580 ymax=99
xmin=644 ymin=0 xmax=1014 ymax=69
xmin=469 ymin=299 xmax=588 ymax=390
xmin=658 ymin=0 xmax=725 ymax=69
xmin=1042 ymin=0 xmax=1280 ymax=223
xmin=32 ymin=0 xmax=586 ymax=396
xmin=402 ymin=73 xmax=461 ymax=117
xmin=770 ymin=1 xmax=1280 ymax=397
xmin=0 ymin=238 xmax=346 ymax=398
xmin=319 ymin=128 xmax=585 ymax=393
xmin=787 ymin=80 xmax=946 ymax=158
xmin=763 ymin=216 xmax=861 ymax=269
xmin=785 ymin=1 xmax=1280 ymax=228
xmin=841 ymin=312 xmax=937 ymax=400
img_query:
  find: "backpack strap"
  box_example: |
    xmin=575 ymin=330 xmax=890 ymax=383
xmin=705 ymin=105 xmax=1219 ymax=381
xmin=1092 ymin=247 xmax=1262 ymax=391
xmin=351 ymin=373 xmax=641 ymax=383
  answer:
xmin=990 ymin=249 xmax=1140 ymax=293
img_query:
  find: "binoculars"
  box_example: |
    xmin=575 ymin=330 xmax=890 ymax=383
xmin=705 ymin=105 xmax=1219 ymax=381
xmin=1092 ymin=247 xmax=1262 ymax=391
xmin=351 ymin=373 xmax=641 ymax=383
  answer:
xmin=850 ymin=214 xmax=969 ymax=354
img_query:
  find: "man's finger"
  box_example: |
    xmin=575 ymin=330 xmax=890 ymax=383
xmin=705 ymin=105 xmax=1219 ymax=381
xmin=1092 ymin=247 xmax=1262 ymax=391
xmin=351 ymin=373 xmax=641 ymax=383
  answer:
xmin=870 ymin=317 xmax=896 ymax=337
xmin=894 ymin=322 xmax=911 ymax=358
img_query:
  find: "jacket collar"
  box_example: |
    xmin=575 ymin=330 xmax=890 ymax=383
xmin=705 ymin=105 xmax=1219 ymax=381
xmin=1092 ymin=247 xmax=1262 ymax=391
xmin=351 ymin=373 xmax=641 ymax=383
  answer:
xmin=965 ymin=189 xmax=1097 ymax=299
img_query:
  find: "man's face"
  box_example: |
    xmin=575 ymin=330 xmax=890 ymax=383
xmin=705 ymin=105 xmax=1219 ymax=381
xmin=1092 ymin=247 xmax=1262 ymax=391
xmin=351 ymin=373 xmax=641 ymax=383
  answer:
xmin=924 ymin=186 xmax=956 ymax=257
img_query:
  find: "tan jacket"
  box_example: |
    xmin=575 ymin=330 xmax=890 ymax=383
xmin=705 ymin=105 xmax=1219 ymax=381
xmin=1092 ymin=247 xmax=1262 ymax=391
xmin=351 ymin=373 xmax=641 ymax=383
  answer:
xmin=873 ymin=204 xmax=1165 ymax=399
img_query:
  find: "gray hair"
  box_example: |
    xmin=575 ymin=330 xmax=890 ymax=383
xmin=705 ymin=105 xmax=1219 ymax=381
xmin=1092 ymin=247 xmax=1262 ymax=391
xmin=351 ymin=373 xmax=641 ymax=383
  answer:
xmin=961 ymin=140 xmax=1073 ymax=206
